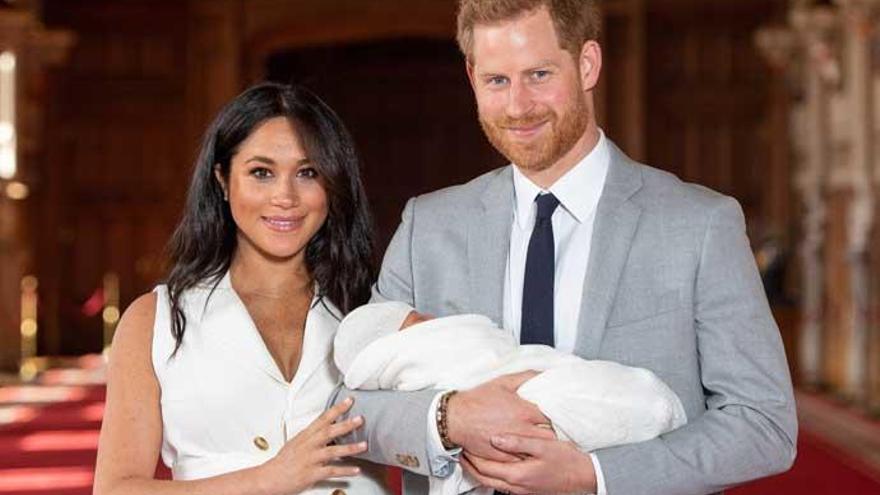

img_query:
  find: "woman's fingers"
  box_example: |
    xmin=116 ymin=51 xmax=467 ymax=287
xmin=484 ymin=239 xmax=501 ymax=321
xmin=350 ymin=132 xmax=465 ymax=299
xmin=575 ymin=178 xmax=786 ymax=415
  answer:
xmin=303 ymin=397 xmax=355 ymax=436
xmin=321 ymin=415 xmax=364 ymax=444
xmin=319 ymin=464 xmax=362 ymax=479
xmin=318 ymin=441 xmax=368 ymax=462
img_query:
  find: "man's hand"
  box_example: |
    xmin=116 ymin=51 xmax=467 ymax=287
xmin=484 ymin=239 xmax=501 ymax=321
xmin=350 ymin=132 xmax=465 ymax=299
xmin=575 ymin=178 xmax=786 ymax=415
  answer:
xmin=446 ymin=371 xmax=554 ymax=461
xmin=462 ymin=434 xmax=597 ymax=495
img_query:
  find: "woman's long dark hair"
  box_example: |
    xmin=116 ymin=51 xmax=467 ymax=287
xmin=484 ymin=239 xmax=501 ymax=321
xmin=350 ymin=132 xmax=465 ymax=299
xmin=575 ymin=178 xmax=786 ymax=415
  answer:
xmin=165 ymin=82 xmax=375 ymax=354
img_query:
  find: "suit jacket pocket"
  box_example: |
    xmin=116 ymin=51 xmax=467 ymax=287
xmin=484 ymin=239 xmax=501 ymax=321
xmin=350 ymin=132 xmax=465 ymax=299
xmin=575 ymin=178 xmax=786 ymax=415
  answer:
xmin=606 ymin=287 xmax=683 ymax=328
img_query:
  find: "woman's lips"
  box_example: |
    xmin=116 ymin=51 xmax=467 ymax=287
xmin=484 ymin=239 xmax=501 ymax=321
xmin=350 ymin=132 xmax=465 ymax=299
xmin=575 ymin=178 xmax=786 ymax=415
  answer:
xmin=261 ymin=216 xmax=303 ymax=232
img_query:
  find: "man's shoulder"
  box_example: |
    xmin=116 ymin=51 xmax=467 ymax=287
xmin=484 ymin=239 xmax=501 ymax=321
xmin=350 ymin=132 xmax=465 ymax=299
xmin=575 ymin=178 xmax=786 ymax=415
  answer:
xmin=630 ymin=159 xmax=736 ymax=216
xmin=410 ymin=165 xmax=509 ymax=212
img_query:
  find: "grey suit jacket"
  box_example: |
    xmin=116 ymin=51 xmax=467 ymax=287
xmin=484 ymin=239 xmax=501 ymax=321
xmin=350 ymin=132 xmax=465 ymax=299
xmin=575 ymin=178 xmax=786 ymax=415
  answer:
xmin=336 ymin=141 xmax=797 ymax=494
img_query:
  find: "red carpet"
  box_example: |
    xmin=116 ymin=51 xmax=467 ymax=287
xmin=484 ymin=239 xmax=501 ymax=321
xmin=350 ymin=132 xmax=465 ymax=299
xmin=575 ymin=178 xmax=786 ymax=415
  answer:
xmin=1 ymin=366 xmax=879 ymax=494
xmin=730 ymin=429 xmax=880 ymax=494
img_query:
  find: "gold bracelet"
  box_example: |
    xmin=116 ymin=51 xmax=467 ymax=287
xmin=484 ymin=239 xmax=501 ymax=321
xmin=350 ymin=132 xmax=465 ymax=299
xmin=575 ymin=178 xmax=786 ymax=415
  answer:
xmin=436 ymin=390 xmax=458 ymax=450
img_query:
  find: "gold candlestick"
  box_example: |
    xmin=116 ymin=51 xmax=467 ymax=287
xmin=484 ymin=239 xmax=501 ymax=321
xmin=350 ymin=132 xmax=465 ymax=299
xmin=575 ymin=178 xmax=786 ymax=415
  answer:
xmin=102 ymin=272 xmax=120 ymax=356
xmin=19 ymin=275 xmax=38 ymax=381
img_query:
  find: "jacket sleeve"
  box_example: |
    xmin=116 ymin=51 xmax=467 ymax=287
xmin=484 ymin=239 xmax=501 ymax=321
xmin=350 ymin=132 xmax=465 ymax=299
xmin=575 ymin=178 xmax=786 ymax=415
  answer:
xmin=594 ymin=197 xmax=797 ymax=494
xmin=330 ymin=198 xmax=447 ymax=477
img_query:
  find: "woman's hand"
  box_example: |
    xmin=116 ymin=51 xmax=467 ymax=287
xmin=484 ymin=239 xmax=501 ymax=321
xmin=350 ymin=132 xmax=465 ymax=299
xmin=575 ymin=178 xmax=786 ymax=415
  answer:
xmin=260 ymin=397 xmax=368 ymax=495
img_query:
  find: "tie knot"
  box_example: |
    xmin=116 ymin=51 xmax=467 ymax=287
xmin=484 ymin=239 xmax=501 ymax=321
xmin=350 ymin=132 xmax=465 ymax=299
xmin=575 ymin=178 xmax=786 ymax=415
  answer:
xmin=535 ymin=193 xmax=560 ymax=221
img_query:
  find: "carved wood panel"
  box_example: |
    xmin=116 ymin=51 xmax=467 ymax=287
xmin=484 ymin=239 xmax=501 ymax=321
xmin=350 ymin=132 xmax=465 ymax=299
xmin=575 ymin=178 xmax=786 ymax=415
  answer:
xmin=644 ymin=1 xmax=785 ymax=230
xmin=39 ymin=0 xmax=189 ymax=355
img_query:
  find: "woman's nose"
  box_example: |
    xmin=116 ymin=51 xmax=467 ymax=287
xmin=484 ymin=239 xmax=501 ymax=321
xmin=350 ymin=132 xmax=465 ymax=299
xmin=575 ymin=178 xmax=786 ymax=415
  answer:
xmin=270 ymin=179 xmax=298 ymax=207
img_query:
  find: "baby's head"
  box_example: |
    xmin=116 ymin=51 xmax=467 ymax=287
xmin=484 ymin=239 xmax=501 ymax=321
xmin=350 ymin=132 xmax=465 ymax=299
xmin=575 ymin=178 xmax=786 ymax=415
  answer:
xmin=400 ymin=309 xmax=434 ymax=330
xmin=336 ymin=302 xmax=436 ymax=372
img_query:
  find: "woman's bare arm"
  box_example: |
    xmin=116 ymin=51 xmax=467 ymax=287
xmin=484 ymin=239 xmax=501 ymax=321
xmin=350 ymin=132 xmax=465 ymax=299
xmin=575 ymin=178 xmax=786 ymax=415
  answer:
xmin=93 ymin=293 xmax=366 ymax=495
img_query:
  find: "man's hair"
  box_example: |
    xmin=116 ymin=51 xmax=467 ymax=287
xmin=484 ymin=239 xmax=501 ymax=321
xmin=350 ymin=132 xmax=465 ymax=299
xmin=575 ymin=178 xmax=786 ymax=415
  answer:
xmin=456 ymin=0 xmax=602 ymax=62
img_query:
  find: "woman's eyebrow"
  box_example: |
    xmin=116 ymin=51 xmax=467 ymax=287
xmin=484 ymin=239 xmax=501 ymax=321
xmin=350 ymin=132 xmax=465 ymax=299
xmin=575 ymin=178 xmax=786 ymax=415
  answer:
xmin=244 ymin=155 xmax=275 ymax=165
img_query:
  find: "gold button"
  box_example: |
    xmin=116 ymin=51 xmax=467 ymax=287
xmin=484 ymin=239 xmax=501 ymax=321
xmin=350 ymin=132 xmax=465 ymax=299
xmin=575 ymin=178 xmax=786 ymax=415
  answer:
xmin=253 ymin=436 xmax=269 ymax=451
xmin=395 ymin=453 xmax=420 ymax=468
xmin=331 ymin=490 xmax=346 ymax=495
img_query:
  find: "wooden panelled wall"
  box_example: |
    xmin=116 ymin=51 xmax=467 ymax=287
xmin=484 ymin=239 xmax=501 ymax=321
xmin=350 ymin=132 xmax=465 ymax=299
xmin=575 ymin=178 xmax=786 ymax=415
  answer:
xmin=38 ymin=0 xmax=189 ymax=356
xmin=12 ymin=0 xmax=789 ymax=368
xmin=645 ymin=0 xmax=788 ymax=228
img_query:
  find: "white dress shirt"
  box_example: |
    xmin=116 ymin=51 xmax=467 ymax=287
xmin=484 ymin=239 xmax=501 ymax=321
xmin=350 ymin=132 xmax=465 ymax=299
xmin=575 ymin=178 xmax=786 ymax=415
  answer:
xmin=427 ymin=131 xmax=611 ymax=494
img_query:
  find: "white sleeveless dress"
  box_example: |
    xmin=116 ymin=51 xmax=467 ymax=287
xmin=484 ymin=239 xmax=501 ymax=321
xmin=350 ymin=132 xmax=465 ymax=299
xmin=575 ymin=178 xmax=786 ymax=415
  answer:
xmin=152 ymin=272 xmax=392 ymax=494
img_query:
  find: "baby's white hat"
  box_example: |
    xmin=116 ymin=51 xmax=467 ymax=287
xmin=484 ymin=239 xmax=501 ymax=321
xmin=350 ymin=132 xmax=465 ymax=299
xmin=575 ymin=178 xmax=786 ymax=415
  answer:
xmin=334 ymin=301 xmax=414 ymax=373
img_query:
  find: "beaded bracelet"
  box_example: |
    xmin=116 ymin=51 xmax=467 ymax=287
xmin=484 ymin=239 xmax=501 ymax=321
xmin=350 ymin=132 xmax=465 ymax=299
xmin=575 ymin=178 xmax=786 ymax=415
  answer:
xmin=436 ymin=390 xmax=459 ymax=450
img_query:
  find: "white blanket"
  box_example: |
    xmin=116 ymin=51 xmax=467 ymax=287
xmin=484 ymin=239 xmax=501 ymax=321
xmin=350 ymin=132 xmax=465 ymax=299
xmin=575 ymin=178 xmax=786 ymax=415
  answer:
xmin=335 ymin=302 xmax=687 ymax=495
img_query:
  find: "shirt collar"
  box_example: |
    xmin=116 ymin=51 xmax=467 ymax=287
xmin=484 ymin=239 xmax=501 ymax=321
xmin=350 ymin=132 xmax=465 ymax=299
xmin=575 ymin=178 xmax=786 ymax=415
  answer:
xmin=512 ymin=129 xmax=611 ymax=228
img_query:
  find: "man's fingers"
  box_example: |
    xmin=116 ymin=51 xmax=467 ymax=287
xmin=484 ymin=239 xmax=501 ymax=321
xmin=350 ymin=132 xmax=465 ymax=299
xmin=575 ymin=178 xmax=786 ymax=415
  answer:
xmin=491 ymin=433 xmax=549 ymax=457
xmin=523 ymin=423 xmax=557 ymax=440
xmin=515 ymin=398 xmax=551 ymax=426
xmin=493 ymin=370 xmax=540 ymax=390
xmin=462 ymin=455 xmax=524 ymax=494
xmin=465 ymin=451 xmax=522 ymax=480
xmin=465 ymin=446 xmax=522 ymax=462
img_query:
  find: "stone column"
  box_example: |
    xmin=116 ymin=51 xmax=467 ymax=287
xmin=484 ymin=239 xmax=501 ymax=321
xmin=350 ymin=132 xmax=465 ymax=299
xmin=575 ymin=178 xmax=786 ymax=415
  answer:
xmin=834 ymin=0 xmax=880 ymax=402
xmin=788 ymin=2 xmax=840 ymax=388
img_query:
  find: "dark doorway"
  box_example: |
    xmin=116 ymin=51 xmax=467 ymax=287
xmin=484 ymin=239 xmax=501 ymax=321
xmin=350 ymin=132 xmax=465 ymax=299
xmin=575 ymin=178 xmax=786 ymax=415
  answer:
xmin=267 ymin=38 xmax=506 ymax=252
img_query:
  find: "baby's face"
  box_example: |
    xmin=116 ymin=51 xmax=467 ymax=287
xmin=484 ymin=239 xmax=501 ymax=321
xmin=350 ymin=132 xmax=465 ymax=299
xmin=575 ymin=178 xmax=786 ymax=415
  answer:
xmin=399 ymin=310 xmax=434 ymax=330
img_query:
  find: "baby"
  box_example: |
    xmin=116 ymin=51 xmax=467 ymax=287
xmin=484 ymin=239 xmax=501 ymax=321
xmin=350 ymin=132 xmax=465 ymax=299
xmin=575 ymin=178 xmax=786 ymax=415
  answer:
xmin=334 ymin=302 xmax=687 ymax=495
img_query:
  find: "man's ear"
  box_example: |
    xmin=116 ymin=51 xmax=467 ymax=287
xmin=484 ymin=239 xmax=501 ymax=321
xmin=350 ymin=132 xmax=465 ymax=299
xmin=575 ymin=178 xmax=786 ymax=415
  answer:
xmin=213 ymin=164 xmax=228 ymax=200
xmin=579 ymin=40 xmax=602 ymax=92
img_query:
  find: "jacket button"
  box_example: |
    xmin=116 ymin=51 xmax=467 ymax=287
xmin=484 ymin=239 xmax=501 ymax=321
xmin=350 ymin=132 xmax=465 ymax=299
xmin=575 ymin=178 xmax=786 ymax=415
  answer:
xmin=253 ymin=436 xmax=269 ymax=451
xmin=395 ymin=453 xmax=420 ymax=468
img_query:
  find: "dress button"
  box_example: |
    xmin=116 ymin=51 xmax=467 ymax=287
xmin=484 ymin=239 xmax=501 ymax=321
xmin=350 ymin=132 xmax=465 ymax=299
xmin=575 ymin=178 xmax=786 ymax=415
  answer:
xmin=331 ymin=490 xmax=346 ymax=495
xmin=253 ymin=436 xmax=270 ymax=451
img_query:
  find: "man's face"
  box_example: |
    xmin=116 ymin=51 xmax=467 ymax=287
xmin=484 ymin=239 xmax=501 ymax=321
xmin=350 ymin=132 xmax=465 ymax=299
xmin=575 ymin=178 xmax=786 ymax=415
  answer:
xmin=468 ymin=7 xmax=591 ymax=173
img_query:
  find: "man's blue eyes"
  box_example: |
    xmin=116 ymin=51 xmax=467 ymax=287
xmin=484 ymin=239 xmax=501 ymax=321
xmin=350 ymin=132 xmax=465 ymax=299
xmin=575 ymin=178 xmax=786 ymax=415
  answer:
xmin=486 ymin=71 xmax=551 ymax=86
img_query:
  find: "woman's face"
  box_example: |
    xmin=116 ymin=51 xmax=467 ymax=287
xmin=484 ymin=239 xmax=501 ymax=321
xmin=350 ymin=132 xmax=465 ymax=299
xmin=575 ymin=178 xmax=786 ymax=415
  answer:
xmin=217 ymin=116 xmax=329 ymax=263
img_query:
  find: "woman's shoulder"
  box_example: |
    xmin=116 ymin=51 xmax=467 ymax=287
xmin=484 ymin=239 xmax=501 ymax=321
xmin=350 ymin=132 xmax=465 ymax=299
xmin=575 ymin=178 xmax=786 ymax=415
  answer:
xmin=107 ymin=292 xmax=160 ymax=373
xmin=115 ymin=292 xmax=159 ymax=345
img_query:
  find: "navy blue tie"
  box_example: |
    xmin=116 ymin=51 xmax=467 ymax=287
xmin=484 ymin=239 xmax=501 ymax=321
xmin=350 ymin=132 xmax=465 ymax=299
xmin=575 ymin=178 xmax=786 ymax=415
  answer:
xmin=520 ymin=193 xmax=559 ymax=347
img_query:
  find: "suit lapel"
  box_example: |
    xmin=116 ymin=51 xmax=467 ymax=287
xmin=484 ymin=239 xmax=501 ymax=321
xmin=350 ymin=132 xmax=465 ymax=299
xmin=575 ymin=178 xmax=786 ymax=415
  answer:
xmin=288 ymin=298 xmax=339 ymax=396
xmin=205 ymin=278 xmax=338 ymax=390
xmin=468 ymin=167 xmax=514 ymax=325
xmin=202 ymin=273 xmax=289 ymax=386
xmin=574 ymin=143 xmax=643 ymax=358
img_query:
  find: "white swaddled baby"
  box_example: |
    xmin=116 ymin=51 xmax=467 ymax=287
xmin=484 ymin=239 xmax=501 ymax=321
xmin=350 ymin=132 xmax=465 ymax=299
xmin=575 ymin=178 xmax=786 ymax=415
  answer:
xmin=334 ymin=302 xmax=687 ymax=495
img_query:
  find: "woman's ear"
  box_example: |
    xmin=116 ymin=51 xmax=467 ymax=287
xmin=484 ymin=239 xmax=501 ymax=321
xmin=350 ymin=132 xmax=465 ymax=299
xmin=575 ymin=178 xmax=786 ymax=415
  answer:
xmin=214 ymin=165 xmax=228 ymax=202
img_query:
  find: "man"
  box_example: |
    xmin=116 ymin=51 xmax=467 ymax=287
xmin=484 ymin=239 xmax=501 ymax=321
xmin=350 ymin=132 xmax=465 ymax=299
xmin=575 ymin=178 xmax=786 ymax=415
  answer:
xmin=335 ymin=1 xmax=797 ymax=493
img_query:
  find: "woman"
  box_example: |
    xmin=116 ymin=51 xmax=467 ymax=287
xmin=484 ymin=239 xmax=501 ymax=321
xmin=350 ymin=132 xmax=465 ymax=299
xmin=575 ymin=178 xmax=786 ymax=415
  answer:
xmin=93 ymin=83 xmax=391 ymax=494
